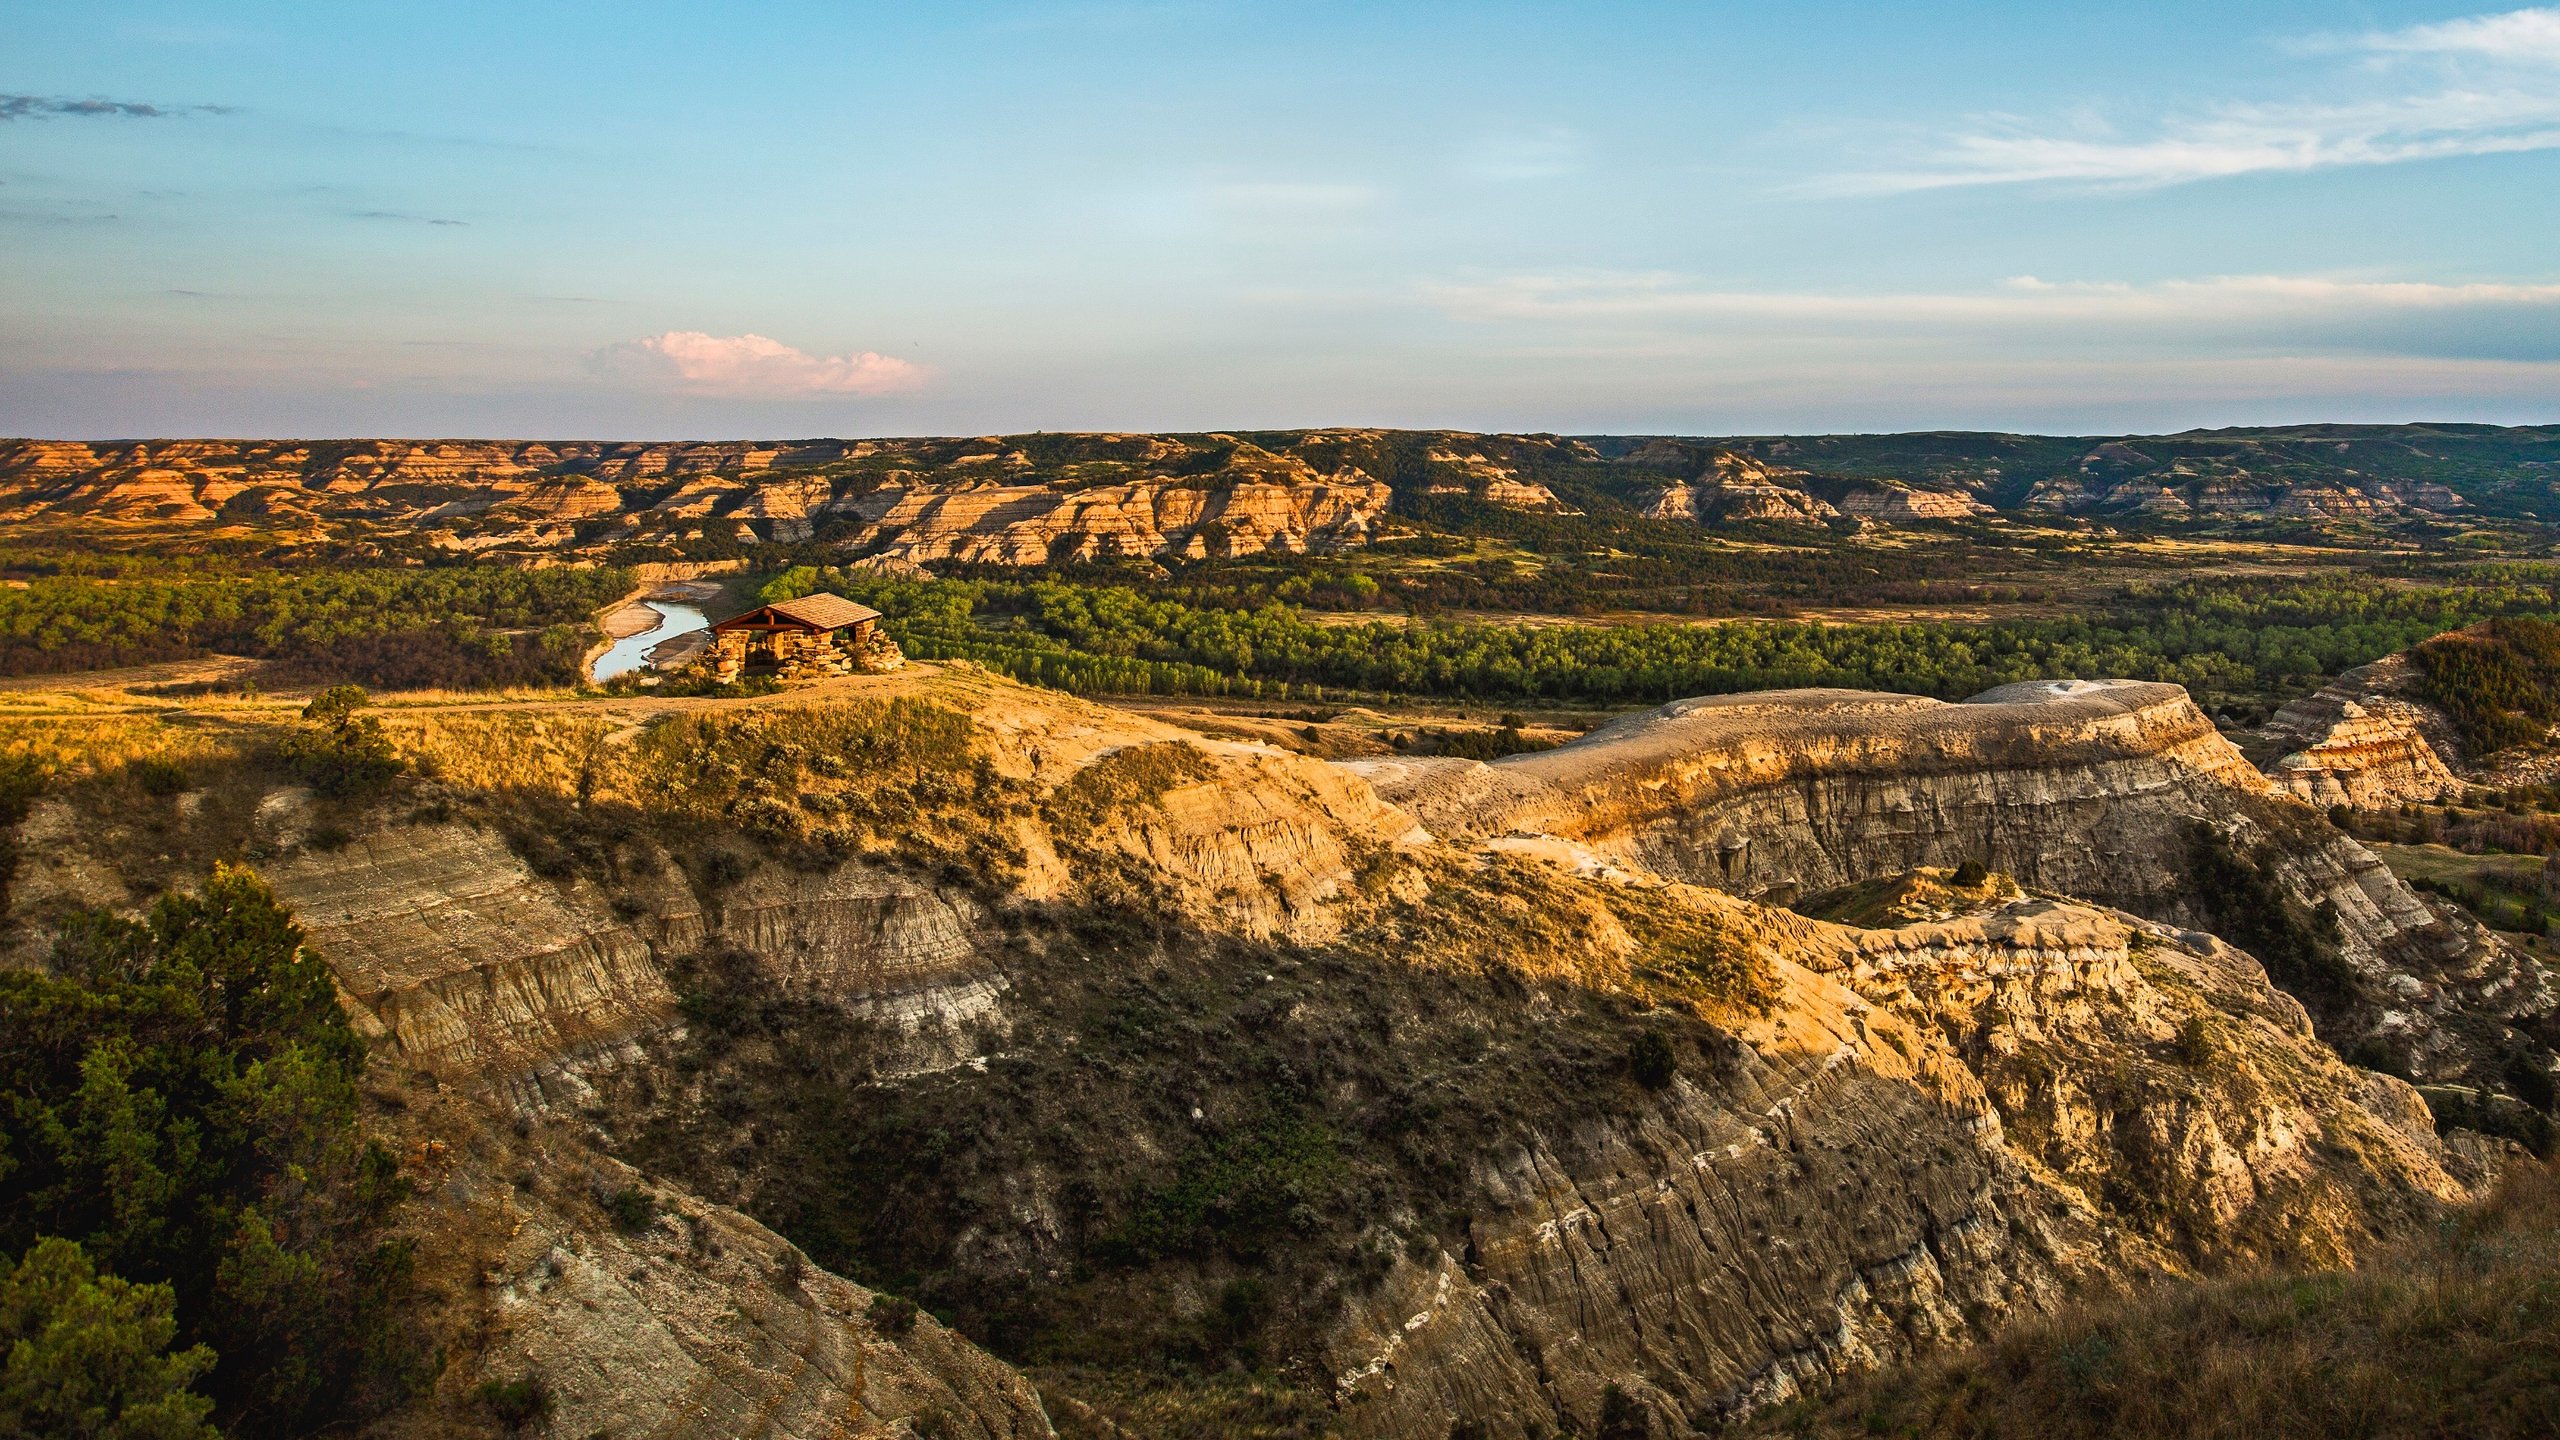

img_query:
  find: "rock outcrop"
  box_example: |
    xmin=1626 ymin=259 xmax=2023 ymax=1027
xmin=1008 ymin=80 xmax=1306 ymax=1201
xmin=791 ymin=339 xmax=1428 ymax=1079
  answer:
xmin=6 ymin=427 xmax=2542 ymax=561
xmin=1420 ymin=445 xmax=1580 ymax=512
xmin=1351 ymin=678 xmax=2552 ymax=1084
xmin=2262 ymin=696 xmax=2461 ymax=809
xmin=1 ymin=664 xmax=2534 ymax=1440
xmin=0 ymin=434 xmax=1397 ymax=566
xmin=1325 ymin=893 xmax=2472 ymax=1438
xmin=375 ymin=1086 xmax=1054 ymax=1440
xmin=1833 ymin=484 xmax=1991 ymax=521
xmin=262 ymin=822 xmax=1006 ymax=1101
xmin=2019 ymin=441 xmax=2468 ymax=520
xmin=848 ymin=478 xmax=1390 ymax=564
xmin=1641 ymin=451 xmax=1840 ymax=525
xmin=2258 ymin=653 xmax=2469 ymax=796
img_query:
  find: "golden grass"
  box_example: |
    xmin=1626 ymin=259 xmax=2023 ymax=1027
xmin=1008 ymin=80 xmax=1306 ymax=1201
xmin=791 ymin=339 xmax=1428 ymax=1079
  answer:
xmin=1753 ymin=1158 xmax=2560 ymax=1440
xmin=0 ymin=710 xmax=237 ymax=777
xmin=1341 ymin=850 xmax=1776 ymax=1018
xmin=379 ymin=710 xmax=620 ymax=796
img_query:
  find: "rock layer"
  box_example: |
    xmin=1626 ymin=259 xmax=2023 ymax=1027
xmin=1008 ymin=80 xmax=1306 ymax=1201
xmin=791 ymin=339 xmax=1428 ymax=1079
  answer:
xmin=1641 ymin=451 xmax=1841 ymax=525
xmin=0 ymin=434 xmax=1399 ymax=565
xmin=1352 ymin=678 xmax=2552 ymax=1081
xmin=2263 ymin=698 xmax=2461 ymax=808
xmin=1 ymin=666 xmax=2531 ymax=1440
xmin=1292 ymin=878 xmax=2478 ymax=1439
xmin=373 ymin=1085 xmax=1053 ymax=1440
xmin=847 ymin=478 xmax=1389 ymax=564
xmin=2259 ymin=653 xmax=2469 ymax=800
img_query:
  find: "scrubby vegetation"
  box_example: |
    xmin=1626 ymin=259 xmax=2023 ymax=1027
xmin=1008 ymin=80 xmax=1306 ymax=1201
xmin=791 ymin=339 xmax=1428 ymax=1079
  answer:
xmin=2342 ymin=798 xmax=2560 ymax=996
xmin=2389 ymin=852 xmax=2554 ymax=938
xmin=622 ymin=696 xmax=1029 ymax=876
xmin=765 ymin=566 xmax=2560 ymax=715
xmin=0 ymin=867 xmax=424 ymax=1437
xmin=1041 ymin=742 xmax=1218 ymax=841
xmin=606 ymin=878 xmax=1764 ymax=1434
xmin=1752 ymin=1157 xmax=2560 ymax=1440
xmin=0 ymin=564 xmax=627 ymax=688
xmin=382 ymin=695 xmax=1037 ymax=898
xmin=2183 ymin=821 xmax=2359 ymax=1021
xmin=276 ymin=685 xmax=402 ymax=798
xmin=0 ymin=1238 xmax=219 ymax=1440
xmin=2413 ymin=616 xmax=2560 ymax=756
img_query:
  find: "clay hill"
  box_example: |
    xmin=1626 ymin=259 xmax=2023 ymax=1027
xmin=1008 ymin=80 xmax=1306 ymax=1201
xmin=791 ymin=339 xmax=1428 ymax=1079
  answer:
xmin=5 ymin=657 xmax=2552 ymax=1438
xmin=2 ymin=423 xmax=2552 ymax=565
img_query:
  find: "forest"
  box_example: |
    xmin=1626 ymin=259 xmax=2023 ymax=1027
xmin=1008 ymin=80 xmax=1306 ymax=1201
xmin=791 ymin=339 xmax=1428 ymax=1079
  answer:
xmin=5 ymin=541 xmax=2557 ymax=717
xmin=0 ymin=565 xmax=630 ymax=689
xmin=0 ymin=868 xmax=420 ymax=1438
xmin=764 ymin=565 xmax=2560 ymax=714
xmin=2412 ymin=616 xmax=2560 ymax=756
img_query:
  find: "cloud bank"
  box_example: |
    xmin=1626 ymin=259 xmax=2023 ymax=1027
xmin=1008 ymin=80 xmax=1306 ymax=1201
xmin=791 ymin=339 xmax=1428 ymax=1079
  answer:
xmin=349 ymin=209 xmax=468 ymax=227
xmin=594 ymin=332 xmax=926 ymax=396
xmin=1430 ymin=272 xmax=2560 ymax=324
xmin=1424 ymin=270 xmax=2560 ymax=366
xmin=0 ymin=93 xmax=232 ymax=120
xmin=1817 ymin=6 xmax=2560 ymax=193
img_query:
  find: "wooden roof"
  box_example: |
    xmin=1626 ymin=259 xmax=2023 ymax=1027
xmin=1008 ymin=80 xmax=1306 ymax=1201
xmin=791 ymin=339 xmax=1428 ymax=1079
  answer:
xmin=711 ymin=593 xmax=883 ymax=632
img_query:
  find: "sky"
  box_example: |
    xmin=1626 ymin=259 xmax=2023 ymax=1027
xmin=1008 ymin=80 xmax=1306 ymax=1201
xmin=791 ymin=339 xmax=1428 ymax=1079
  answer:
xmin=4 ymin=1 xmax=2559 ymax=439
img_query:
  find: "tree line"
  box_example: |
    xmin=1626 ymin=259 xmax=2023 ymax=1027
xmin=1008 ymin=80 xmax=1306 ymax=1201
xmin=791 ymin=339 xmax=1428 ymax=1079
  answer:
xmin=763 ymin=566 xmax=2560 ymax=710
xmin=0 ymin=565 xmax=631 ymax=688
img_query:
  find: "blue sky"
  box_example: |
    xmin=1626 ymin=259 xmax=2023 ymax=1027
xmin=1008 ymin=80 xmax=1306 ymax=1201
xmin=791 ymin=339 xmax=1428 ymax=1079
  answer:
xmin=4 ymin=1 xmax=2558 ymax=438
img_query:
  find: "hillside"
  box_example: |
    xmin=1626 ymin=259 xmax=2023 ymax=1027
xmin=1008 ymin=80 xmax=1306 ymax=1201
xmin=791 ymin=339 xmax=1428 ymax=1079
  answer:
xmin=2 ymin=658 xmax=2549 ymax=1437
xmin=2 ymin=425 xmax=2553 ymax=569
xmin=1750 ymin=1155 xmax=2560 ymax=1440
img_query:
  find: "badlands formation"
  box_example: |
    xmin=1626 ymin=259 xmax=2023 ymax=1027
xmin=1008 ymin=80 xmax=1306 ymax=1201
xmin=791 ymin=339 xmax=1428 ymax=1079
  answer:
xmin=1358 ymin=679 xmax=2548 ymax=1084
xmin=2257 ymin=654 xmax=2470 ymax=805
xmin=0 ymin=424 xmax=2513 ymax=572
xmin=0 ymin=434 xmax=1409 ymax=562
xmin=8 ymin=661 xmax=2549 ymax=1439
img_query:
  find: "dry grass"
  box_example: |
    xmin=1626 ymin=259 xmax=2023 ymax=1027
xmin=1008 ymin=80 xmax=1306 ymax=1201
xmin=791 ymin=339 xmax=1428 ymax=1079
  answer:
xmin=1041 ymin=741 xmax=1218 ymax=841
xmin=1754 ymin=1159 xmax=2560 ymax=1440
xmin=1795 ymin=865 xmax=2021 ymax=928
xmin=383 ymin=696 xmax=1035 ymax=886
xmin=0 ymin=709 xmax=235 ymax=777
xmin=380 ymin=710 xmax=619 ymax=796
xmin=368 ymin=683 xmax=594 ymax=708
xmin=1343 ymin=850 xmax=1776 ymax=1018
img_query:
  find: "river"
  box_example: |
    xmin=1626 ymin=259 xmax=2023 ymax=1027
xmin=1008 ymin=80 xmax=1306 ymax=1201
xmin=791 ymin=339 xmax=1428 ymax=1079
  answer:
xmin=589 ymin=600 xmax=710 ymax=682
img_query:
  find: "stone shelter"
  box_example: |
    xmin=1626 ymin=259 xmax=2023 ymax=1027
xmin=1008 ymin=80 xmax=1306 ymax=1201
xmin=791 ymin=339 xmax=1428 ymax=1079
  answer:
xmin=703 ymin=593 xmax=897 ymax=683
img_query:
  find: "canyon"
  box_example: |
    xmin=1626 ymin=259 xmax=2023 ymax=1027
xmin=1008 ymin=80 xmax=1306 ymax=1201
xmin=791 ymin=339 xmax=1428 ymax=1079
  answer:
xmin=5 ymin=658 xmax=2547 ymax=1438
xmin=1 ymin=424 xmax=2543 ymax=573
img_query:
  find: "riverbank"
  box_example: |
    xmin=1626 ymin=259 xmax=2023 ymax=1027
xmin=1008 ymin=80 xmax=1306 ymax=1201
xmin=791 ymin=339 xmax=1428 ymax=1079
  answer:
xmin=582 ymin=579 xmax=731 ymax=681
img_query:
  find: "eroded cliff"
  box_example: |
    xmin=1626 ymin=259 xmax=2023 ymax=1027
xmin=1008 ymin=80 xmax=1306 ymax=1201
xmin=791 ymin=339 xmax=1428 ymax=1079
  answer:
xmin=1350 ymin=678 xmax=2553 ymax=1089
xmin=0 ymin=433 xmax=1400 ymax=565
xmin=2257 ymin=654 xmax=2465 ymax=807
xmin=10 ymin=663 xmax=2535 ymax=1439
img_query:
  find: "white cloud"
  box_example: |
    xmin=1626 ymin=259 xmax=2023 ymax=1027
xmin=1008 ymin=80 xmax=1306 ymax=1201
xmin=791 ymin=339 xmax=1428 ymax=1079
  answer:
xmin=1428 ymin=270 xmax=2560 ymax=325
xmin=2361 ymin=6 xmax=2560 ymax=64
xmin=594 ymin=331 xmax=925 ymax=395
xmin=1817 ymin=7 xmax=2560 ymax=193
xmin=1422 ymin=270 xmax=2560 ymax=367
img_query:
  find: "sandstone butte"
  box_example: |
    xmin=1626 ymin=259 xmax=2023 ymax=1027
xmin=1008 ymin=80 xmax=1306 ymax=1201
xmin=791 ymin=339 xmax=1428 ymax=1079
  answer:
xmin=0 ymin=430 xmax=2476 ymax=568
xmin=2256 ymin=652 xmax=2473 ymax=808
xmin=0 ymin=436 xmax=1402 ymax=562
xmin=7 ymin=660 xmax=2550 ymax=1439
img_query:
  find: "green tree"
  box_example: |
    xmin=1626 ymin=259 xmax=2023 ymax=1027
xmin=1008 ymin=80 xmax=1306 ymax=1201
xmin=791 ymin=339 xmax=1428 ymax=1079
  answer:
xmin=0 ymin=866 xmax=423 ymax=1437
xmin=277 ymin=687 xmax=401 ymax=799
xmin=0 ymin=1238 xmax=218 ymax=1440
